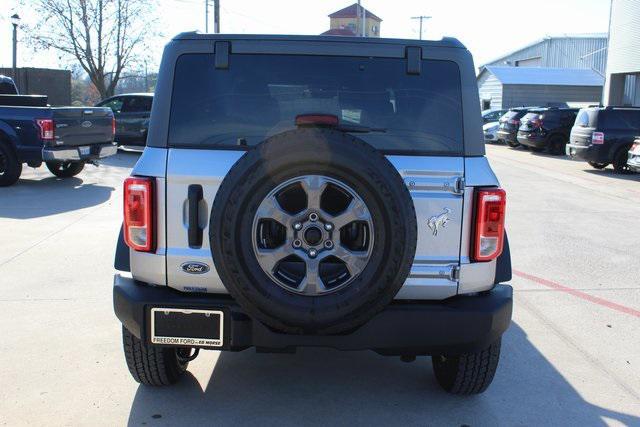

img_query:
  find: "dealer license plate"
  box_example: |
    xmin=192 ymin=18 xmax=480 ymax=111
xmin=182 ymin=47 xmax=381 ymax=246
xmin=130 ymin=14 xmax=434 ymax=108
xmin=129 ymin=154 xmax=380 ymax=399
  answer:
xmin=150 ymin=308 xmax=224 ymax=348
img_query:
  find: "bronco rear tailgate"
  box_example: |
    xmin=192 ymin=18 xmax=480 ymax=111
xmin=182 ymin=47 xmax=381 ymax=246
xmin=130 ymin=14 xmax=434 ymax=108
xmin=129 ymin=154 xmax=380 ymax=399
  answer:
xmin=52 ymin=107 xmax=114 ymax=146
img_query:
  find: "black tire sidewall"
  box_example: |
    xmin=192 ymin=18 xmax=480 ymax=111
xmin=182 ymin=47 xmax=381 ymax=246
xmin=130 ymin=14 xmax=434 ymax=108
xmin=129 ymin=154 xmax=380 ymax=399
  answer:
xmin=0 ymin=141 xmax=22 ymax=186
xmin=210 ymin=129 xmax=417 ymax=334
xmin=46 ymin=161 xmax=85 ymax=178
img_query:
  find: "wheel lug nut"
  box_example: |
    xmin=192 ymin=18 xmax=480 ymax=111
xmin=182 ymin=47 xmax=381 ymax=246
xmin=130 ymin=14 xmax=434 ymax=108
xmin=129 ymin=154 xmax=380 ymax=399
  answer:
xmin=292 ymin=239 xmax=302 ymax=248
xmin=293 ymin=222 xmax=302 ymax=231
xmin=324 ymin=223 xmax=333 ymax=231
xmin=308 ymin=249 xmax=317 ymax=258
xmin=324 ymin=240 xmax=333 ymax=249
xmin=309 ymin=212 xmax=318 ymax=222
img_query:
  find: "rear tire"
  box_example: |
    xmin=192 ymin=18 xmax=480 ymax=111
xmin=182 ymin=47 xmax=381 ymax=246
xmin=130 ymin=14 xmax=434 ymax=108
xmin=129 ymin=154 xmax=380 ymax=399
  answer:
xmin=0 ymin=141 xmax=22 ymax=187
xmin=588 ymin=161 xmax=608 ymax=170
xmin=612 ymin=148 xmax=631 ymax=174
xmin=122 ymin=327 xmax=190 ymax=386
xmin=45 ymin=161 xmax=85 ymax=178
xmin=432 ymin=339 xmax=501 ymax=395
xmin=506 ymin=140 xmax=519 ymax=148
xmin=547 ymin=135 xmax=566 ymax=155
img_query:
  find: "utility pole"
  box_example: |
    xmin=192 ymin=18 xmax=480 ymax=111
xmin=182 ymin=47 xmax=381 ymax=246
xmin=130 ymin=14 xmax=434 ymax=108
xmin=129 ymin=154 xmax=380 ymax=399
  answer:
xmin=205 ymin=0 xmax=209 ymax=32
xmin=214 ymin=0 xmax=220 ymax=33
xmin=357 ymin=0 xmax=365 ymax=37
xmin=411 ymin=15 xmax=431 ymax=40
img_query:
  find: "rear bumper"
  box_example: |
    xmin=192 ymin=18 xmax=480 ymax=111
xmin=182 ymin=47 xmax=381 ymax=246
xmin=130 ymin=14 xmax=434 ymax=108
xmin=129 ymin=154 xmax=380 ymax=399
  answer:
xmin=42 ymin=142 xmax=117 ymax=162
xmin=566 ymin=143 xmax=609 ymax=163
xmin=628 ymin=152 xmax=640 ymax=172
xmin=113 ymin=274 xmax=513 ymax=356
xmin=517 ymin=133 xmax=546 ymax=148
xmin=496 ymin=130 xmax=517 ymax=143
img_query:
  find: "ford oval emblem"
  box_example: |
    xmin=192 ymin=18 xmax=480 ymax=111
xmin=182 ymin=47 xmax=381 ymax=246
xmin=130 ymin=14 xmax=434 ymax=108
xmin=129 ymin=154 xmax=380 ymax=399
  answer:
xmin=81 ymin=120 xmax=92 ymax=128
xmin=181 ymin=262 xmax=210 ymax=274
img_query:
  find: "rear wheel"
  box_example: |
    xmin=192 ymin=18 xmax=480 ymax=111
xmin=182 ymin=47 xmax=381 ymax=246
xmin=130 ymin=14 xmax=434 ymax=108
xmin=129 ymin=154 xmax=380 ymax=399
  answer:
xmin=432 ymin=339 xmax=501 ymax=395
xmin=122 ymin=327 xmax=192 ymax=386
xmin=45 ymin=161 xmax=85 ymax=178
xmin=588 ymin=161 xmax=608 ymax=170
xmin=0 ymin=141 xmax=22 ymax=187
xmin=612 ymin=148 xmax=631 ymax=173
xmin=547 ymin=135 xmax=566 ymax=155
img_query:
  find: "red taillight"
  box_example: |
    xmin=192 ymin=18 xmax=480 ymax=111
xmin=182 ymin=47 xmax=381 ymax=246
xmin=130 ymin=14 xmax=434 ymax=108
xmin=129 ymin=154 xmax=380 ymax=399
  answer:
xmin=36 ymin=119 xmax=55 ymax=141
xmin=112 ymin=116 xmax=116 ymax=135
xmin=123 ymin=177 xmax=154 ymax=252
xmin=508 ymin=119 xmax=520 ymax=126
xmin=592 ymin=131 xmax=605 ymax=145
xmin=473 ymin=188 xmax=506 ymax=262
xmin=295 ymin=114 xmax=339 ymax=127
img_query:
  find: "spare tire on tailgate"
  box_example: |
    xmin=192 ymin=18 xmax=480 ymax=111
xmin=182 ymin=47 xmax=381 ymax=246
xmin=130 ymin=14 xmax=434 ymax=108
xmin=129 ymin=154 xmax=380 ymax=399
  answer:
xmin=209 ymin=128 xmax=417 ymax=334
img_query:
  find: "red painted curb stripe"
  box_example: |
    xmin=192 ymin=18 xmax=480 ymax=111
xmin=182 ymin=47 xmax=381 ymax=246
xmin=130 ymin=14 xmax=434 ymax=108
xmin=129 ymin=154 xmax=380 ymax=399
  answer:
xmin=513 ymin=270 xmax=640 ymax=319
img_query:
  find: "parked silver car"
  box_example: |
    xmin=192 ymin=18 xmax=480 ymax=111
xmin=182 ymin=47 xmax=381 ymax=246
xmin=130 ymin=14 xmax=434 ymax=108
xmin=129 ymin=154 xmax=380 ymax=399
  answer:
xmin=628 ymin=136 xmax=640 ymax=172
xmin=483 ymin=121 xmax=500 ymax=143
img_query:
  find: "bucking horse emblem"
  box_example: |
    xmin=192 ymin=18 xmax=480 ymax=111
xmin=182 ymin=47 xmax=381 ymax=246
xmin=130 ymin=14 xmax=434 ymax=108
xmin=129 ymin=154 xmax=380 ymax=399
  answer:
xmin=427 ymin=208 xmax=452 ymax=236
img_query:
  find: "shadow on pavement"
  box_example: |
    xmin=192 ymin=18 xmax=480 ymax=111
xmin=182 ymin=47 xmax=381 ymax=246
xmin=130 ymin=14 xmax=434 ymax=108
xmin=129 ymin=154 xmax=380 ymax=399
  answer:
xmin=582 ymin=168 xmax=640 ymax=182
xmin=0 ymin=176 xmax=114 ymax=219
xmin=126 ymin=323 xmax=640 ymax=426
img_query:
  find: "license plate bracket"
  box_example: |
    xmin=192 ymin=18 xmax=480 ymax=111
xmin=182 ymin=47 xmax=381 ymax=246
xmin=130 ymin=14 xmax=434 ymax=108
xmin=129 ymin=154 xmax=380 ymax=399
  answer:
xmin=151 ymin=308 xmax=224 ymax=348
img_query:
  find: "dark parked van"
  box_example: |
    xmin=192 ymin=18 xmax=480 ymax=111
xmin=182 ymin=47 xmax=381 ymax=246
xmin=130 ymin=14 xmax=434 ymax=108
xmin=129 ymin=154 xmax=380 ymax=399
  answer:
xmin=517 ymin=108 xmax=578 ymax=155
xmin=566 ymin=107 xmax=640 ymax=172
xmin=497 ymin=107 xmax=539 ymax=147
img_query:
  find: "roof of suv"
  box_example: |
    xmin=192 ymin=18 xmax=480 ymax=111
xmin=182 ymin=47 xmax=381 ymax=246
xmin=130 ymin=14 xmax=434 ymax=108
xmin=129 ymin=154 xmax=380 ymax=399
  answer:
xmin=171 ymin=32 xmax=466 ymax=49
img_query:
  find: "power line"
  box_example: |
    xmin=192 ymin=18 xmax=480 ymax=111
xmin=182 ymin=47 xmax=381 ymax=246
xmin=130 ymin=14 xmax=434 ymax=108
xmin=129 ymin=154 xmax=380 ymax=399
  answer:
xmin=411 ymin=15 xmax=431 ymax=40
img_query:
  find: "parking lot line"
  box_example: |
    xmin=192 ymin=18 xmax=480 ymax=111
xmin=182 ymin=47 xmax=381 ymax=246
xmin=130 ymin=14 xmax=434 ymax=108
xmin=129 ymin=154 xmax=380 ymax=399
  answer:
xmin=513 ymin=270 xmax=640 ymax=318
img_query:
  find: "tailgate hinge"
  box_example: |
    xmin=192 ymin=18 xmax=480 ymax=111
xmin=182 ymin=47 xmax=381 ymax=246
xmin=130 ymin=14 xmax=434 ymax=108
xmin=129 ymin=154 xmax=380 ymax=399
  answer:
xmin=454 ymin=177 xmax=465 ymax=194
xmin=450 ymin=265 xmax=461 ymax=282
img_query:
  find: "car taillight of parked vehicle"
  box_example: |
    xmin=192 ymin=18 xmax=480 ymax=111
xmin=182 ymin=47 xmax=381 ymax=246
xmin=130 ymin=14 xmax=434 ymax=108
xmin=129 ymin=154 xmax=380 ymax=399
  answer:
xmin=508 ymin=119 xmax=520 ymax=126
xmin=123 ymin=176 xmax=154 ymax=252
xmin=473 ymin=188 xmax=506 ymax=262
xmin=112 ymin=116 xmax=116 ymax=136
xmin=36 ymin=118 xmax=55 ymax=141
xmin=591 ymin=131 xmax=605 ymax=145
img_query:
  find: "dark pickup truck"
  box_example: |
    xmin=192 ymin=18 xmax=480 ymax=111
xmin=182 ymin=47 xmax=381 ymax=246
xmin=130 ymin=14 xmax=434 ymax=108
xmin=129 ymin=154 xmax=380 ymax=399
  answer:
xmin=0 ymin=75 xmax=116 ymax=186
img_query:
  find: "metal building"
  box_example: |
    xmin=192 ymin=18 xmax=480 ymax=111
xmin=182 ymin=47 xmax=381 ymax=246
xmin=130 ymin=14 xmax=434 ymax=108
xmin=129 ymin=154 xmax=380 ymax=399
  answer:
xmin=477 ymin=66 xmax=604 ymax=110
xmin=477 ymin=34 xmax=608 ymax=109
xmin=603 ymin=0 xmax=640 ymax=106
xmin=482 ymin=34 xmax=608 ymax=74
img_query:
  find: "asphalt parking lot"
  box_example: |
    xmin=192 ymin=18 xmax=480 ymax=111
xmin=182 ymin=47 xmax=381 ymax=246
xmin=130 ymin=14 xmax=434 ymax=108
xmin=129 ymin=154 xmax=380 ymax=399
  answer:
xmin=1 ymin=145 xmax=639 ymax=426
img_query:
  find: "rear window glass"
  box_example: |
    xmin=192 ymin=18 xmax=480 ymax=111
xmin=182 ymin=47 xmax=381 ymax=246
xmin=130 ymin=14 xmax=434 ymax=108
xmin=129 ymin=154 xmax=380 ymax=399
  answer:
xmin=169 ymin=54 xmax=464 ymax=154
xmin=575 ymin=110 xmax=594 ymax=127
xmin=521 ymin=113 xmax=540 ymax=121
xmin=599 ymin=110 xmax=640 ymax=129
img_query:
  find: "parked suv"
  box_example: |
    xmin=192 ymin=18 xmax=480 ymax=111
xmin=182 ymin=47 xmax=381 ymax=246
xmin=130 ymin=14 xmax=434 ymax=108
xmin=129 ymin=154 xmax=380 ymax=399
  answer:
xmin=113 ymin=34 xmax=513 ymax=395
xmin=497 ymin=107 xmax=538 ymax=147
xmin=567 ymin=107 xmax=640 ymax=172
xmin=517 ymin=108 xmax=578 ymax=155
xmin=97 ymin=93 xmax=153 ymax=146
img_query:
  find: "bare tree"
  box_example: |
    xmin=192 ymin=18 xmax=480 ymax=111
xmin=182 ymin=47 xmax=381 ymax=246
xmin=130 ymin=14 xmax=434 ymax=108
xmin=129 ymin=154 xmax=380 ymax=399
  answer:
xmin=27 ymin=0 xmax=156 ymax=99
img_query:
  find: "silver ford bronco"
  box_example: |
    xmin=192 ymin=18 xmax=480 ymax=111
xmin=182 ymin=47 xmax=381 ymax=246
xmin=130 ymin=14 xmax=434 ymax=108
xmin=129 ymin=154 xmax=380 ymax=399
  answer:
xmin=113 ymin=33 xmax=512 ymax=395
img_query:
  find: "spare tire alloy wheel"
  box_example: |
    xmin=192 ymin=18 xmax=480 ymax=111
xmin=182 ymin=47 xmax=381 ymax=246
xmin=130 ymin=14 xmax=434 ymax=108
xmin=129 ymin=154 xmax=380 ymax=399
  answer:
xmin=253 ymin=175 xmax=373 ymax=296
xmin=210 ymin=129 xmax=417 ymax=335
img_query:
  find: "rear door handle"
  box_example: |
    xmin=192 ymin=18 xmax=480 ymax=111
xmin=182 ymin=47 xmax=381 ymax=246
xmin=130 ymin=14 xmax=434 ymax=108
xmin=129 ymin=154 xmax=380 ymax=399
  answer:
xmin=187 ymin=184 xmax=203 ymax=248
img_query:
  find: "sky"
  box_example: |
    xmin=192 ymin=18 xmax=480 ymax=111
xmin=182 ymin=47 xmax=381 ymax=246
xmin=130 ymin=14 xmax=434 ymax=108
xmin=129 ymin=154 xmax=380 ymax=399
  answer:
xmin=1 ymin=0 xmax=612 ymax=73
